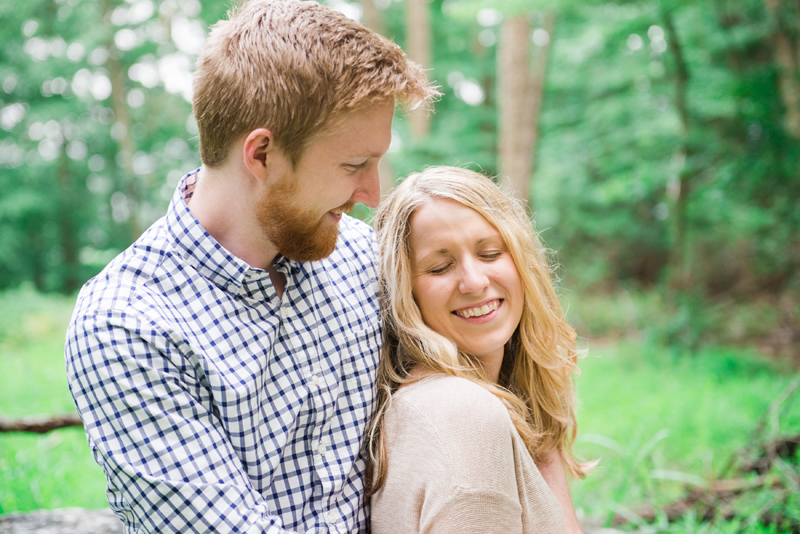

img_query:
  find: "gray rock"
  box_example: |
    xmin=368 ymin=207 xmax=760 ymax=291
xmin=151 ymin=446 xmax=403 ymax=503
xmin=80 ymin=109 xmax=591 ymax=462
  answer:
xmin=0 ymin=508 xmax=122 ymax=534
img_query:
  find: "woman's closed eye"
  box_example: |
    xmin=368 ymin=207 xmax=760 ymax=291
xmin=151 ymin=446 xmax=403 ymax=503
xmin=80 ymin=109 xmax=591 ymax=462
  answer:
xmin=427 ymin=263 xmax=452 ymax=275
xmin=480 ymin=250 xmax=504 ymax=261
xmin=423 ymin=251 xmax=504 ymax=275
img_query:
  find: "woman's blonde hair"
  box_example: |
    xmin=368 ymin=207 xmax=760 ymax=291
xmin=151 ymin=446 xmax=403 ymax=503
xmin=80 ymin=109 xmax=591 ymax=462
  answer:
xmin=367 ymin=166 xmax=592 ymax=495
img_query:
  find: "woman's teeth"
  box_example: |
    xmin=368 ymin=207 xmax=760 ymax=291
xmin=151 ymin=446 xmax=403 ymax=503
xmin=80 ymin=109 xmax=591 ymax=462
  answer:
xmin=455 ymin=300 xmax=499 ymax=318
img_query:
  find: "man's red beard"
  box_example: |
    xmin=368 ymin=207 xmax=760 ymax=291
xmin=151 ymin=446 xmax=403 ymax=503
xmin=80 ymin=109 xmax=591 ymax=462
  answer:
xmin=256 ymin=180 xmax=355 ymax=263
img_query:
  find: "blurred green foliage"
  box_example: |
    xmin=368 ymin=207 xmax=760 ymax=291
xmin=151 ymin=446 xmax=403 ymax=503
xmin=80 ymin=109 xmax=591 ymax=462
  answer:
xmin=1 ymin=0 xmax=799 ymax=528
xmin=529 ymin=1 xmax=800 ymax=299
xmin=563 ymin=285 xmax=798 ymax=351
xmin=1 ymin=0 xmax=798 ymax=304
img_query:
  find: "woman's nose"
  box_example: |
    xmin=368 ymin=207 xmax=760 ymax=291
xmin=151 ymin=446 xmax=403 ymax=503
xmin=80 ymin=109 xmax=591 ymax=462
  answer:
xmin=458 ymin=260 xmax=490 ymax=294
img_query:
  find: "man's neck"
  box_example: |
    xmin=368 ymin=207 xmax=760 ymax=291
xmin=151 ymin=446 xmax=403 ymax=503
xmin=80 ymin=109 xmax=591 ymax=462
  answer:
xmin=187 ymin=165 xmax=287 ymax=295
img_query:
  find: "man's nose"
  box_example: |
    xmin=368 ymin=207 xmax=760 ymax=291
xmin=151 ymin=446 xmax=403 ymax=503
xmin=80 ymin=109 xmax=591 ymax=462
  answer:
xmin=356 ymin=165 xmax=381 ymax=209
xmin=361 ymin=165 xmax=381 ymax=208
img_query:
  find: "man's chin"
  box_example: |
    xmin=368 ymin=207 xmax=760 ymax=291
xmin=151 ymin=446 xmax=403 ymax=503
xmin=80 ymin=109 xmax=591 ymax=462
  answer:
xmin=257 ymin=194 xmax=343 ymax=263
xmin=277 ymin=227 xmax=339 ymax=263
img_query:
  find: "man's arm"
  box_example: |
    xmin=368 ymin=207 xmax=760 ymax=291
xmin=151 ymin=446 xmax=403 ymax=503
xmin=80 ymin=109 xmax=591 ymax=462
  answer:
xmin=67 ymin=311 xmax=296 ymax=534
xmin=536 ymin=449 xmax=583 ymax=534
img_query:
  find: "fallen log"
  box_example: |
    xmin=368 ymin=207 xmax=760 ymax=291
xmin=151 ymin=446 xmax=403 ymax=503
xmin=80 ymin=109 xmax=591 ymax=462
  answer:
xmin=740 ymin=434 xmax=800 ymax=475
xmin=0 ymin=414 xmax=82 ymax=434
xmin=611 ymin=475 xmax=786 ymax=526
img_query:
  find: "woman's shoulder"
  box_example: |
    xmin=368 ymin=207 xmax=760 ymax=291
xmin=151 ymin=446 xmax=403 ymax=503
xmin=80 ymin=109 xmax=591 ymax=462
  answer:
xmin=392 ymin=375 xmax=513 ymax=435
xmin=374 ymin=376 xmax=530 ymax=533
xmin=385 ymin=375 xmax=521 ymax=491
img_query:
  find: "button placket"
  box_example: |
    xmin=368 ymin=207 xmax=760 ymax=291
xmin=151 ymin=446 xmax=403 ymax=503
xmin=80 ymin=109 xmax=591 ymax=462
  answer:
xmin=317 ymin=436 xmax=330 ymax=456
xmin=307 ymin=364 xmax=322 ymax=391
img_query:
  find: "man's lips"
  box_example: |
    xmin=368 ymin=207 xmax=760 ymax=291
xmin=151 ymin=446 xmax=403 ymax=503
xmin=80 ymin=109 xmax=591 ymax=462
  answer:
xmin=328 ymin=201 xmax=356 ymax=221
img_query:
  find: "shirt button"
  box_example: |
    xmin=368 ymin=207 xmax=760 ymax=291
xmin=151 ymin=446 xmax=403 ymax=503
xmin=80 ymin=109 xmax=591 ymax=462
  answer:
xmin=317 ymin=443 xmax=327 ymax=455
xmin=326 ymin=512 xmax=336 ymax=524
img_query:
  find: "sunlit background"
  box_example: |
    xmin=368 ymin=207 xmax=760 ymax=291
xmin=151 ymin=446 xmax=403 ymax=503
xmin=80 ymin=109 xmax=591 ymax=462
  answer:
xmin=1 ymin=0 xmax=799 ymax=531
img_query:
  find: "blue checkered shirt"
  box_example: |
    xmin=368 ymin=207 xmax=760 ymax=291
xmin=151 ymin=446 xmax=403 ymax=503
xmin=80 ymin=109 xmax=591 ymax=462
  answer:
xmin=65 ymin=170 xmax=381 ymax=533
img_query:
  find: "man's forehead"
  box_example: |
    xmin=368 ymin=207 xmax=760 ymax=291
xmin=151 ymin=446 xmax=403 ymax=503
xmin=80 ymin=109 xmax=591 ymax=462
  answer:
xmin=320 ymin=99 xmax=395 ymax=135
xmin=306 ymin=101 xmax=395 ymax=155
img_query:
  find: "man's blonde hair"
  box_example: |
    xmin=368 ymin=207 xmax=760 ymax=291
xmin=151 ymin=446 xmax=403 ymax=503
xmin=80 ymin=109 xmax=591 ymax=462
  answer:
xmin=367 ymin=166 xmax=595 ymax=495
xmin=193 ymin=0 xmax=438 ymax=167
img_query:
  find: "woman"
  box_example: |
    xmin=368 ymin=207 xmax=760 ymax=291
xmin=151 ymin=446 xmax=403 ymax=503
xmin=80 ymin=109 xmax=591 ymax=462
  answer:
xmin=368 ymin=166 xmax=593 ymax=533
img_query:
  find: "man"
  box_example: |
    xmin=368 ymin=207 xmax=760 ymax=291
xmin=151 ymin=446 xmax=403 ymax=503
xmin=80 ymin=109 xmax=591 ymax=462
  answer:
xmin=65 ymin=1 xmax=436 ymax=532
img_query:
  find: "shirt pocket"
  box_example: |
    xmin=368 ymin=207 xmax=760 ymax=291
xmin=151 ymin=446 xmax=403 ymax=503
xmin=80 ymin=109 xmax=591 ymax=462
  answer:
xmin=332 ymin=323 xmax=381 ymax=431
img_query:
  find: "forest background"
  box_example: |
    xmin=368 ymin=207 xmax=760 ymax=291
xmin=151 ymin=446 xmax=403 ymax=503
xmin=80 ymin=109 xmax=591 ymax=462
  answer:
xmin=1 ymin=0 xmax=799 ymax=531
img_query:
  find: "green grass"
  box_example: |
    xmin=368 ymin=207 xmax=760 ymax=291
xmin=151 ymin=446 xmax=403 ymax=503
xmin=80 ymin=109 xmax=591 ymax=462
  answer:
xmin=0 ymin=286 xmax=108 ymax=514
xmin=1 ymin=286 xmax=798 ymax=531
xmin=572 ymin=340 xmax=799 ymax=528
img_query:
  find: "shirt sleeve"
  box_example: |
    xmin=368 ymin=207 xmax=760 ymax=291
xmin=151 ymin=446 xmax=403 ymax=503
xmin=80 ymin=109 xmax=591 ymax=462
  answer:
xmin=372 ymin=379 xmax=527 ymax=534
xmin=422 ymin=486 xmax=523 ymax=534
xmin=66 ymin=309 xmax=297 ymax=534
xmin=413 ymin=393 xmax=524 ymax=534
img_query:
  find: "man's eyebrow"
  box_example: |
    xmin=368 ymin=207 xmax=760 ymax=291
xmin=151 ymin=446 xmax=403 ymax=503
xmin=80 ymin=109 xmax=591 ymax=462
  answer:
xmin=346 ymin=150 xmax=385 ymax=159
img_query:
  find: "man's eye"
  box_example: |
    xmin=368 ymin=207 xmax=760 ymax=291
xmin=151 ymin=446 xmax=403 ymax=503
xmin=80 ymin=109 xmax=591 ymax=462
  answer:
xmin=345 ymin=161 xmax=368 ymax=171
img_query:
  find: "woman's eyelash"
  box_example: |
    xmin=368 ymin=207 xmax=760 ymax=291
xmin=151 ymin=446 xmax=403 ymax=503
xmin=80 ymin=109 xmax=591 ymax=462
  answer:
xmin=425 ymin=251 xmax=503 ymax=274
xmin=428 ymin=264 xmax=451 ymax=274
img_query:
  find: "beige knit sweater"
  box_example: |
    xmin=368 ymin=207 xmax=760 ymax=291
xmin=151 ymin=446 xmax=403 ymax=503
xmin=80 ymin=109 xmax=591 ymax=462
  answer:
xmin=371 ymin=375 xmax=565 ymax=534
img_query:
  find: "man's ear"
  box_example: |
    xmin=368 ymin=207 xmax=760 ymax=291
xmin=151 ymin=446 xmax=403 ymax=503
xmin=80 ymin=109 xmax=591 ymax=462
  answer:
xmin=242 ymin=128 xmax=275 ymax=182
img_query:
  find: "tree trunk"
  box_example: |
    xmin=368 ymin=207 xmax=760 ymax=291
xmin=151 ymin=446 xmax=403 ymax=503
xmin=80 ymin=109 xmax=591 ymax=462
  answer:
xmin=499 ymin=16 xmax=532 ymax=206
xmin=27 ymin=221 xmax=46 ymax=292
xmin=379 ymin=156 xmax=396 ymax=199
xmin=406 ymin=0 xmax=431 ymax=137
xmin=58 ymin=144 xmax=80 ymax=293
xmin=359 ymin=0 xmax=386 ymax=37
xmin=525 ymin=13 xmax=555 ymax=195
xmin=663 ymin=11 xmax=693 ymax=291
xmin=103 ymin=0 xmax=141 ymax=242
xmin=764 ymin=0 xmax=800 ymax=138
xmin=107 ymin=51 xmax=141 ymax=242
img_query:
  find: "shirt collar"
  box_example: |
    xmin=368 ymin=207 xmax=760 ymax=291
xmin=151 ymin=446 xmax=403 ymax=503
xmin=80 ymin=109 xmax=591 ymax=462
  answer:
xmin=165 ymin=169 xmax=252 ymax=294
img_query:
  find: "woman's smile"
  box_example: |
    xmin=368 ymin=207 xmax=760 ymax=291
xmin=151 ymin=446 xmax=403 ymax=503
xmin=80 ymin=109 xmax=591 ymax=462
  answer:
xmin=453 ymin=298 xmax=502 ymax=320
